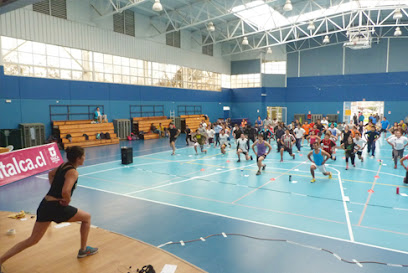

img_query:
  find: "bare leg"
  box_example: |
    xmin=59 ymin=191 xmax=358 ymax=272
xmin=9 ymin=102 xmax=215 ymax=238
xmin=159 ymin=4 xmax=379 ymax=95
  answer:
xmin=170 ymin=141 xmax=176 ymax=155
xmin=280 ymin=148 xmax=284 ymax=161
xmin=0 ymin=222 xmax=50 ymax=264
xmin=67 ymin=209 xmax=91 ymax=251
xmin=310 ymin=165 xmax=316 ymax=179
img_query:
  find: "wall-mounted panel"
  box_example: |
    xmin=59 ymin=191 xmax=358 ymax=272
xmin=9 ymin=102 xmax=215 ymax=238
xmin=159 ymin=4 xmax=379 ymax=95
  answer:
xmin=300 ymin=44 xmax=343 ymax=77
xmin=231 ymin=60 xmax=260 ymax=75
xmin=345 ymin=41 xmax=387 ymax=75
xmin=389 ymin=38 xmax=408 ymax=73
xmin=287 ymin=52 xmax=298 ymax=78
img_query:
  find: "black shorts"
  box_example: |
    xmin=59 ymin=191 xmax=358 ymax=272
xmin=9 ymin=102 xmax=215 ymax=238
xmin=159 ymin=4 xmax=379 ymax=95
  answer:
xmin=208 ymin=138 xmax=214 ymax=144
xmin=257 ymin=154 xmax=267 ymax=162
xmin=36 ymin=199 xmax=78 ymax=223
xmin=357 ymin=151 xmax=362 ymax=156
xmin=283 ymin=147 xmax=293 ymax=154
xmin=170 ymin=137 xmax=176 ymax=143
xmin=381 ymin=129 xmax=387 ymax=133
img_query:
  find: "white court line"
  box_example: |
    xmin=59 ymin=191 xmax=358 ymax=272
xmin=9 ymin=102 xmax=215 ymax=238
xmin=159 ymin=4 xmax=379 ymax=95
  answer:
xmin=36 ymin=146 xmax=192 ymax=178
xmin=330 ymin=167 xmax=354 ymax=242
xmin=125 ymin=164 xmax=255 ymax=195
xmin=77 ymin=183 xmax=408 ymax=256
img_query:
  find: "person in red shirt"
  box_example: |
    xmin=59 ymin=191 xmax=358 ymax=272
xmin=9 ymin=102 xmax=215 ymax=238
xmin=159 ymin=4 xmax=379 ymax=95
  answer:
xmin=320 ymin=133 xmax=337 ymax=160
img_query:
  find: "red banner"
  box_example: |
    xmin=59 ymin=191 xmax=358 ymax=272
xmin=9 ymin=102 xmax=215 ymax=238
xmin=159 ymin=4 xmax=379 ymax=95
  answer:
xmin=0 ymin=143 xmax=63 ymax=187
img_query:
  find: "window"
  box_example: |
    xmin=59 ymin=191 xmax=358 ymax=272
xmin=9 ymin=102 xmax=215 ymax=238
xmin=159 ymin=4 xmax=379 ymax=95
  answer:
xmin=202 ymin=36 xmax=213 ymax=56
xmin=166 ymin=25 xmax=181 ymax=48
xmin=1 ymin=36 xmax=224 ymax=91
xmin=262 ymin=61 xmax=286 ymax=74
xmin=33 ymin=0 xmax=67 ymax=19
xmin=230 ymin=74 xmax=261 ymax=88
xmin=113 ymin=10 xmax=135 ymax=37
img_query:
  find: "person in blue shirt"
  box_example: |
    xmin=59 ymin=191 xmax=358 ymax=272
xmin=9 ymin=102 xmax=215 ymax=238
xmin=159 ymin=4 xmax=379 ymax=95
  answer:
xmin=364 ymin=126 xmax=381 ymax=157
xmin=381 ymin=117 xmax=390 ymax=137
xmin=372 ymin=115 xmax=377 ymax=125
xmin=94 ymin=107 xmax=101 ymax=122
xmin=214 ymin=122 xmax=223 ymax=147
xmin=358 ymin=112 xmax=365 ymax=123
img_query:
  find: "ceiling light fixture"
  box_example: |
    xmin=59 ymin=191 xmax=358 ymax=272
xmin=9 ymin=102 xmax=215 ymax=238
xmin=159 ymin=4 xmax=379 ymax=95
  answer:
xmin=267 ymin=47 xmax=272 ymax=54
xmin=242 ymin=37 xmax=249 ymax=45
xmin=394 ymin=26 xmax=402 ymax=36
xmin=283 ymin=0 xmax=293 ymax=12
xmin=207 ymin=22 xmax=215 ymax=32
xmin=323 ymin=35 xmax=330 ymax=44
xmin=152 ymin=0 xmax=163 ymax=12
xmin=393 ymin=8 xmax=403 ymax=20
xmin=307 ymin=22 xmax=315 ymax=31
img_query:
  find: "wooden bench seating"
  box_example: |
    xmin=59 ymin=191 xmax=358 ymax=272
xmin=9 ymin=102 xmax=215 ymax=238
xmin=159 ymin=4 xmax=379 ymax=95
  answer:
xmin=180 ymin=114 xmax=208 ymax=132
xmin=132 ymin=116 xmax=173 ymax=140
xmin=53 ymin=120 xmax=119 ymax=149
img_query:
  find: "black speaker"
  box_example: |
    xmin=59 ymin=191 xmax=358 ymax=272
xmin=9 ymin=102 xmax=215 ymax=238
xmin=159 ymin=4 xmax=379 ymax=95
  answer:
xmin=0 ymin=129 xmax=23 ymax=150
xmin=121 ymin=147 xmax=133 ymax=164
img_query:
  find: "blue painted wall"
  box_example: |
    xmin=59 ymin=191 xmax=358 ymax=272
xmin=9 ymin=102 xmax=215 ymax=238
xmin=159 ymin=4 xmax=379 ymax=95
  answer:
xmin=0 ymin=66 xmax=231 ymax=136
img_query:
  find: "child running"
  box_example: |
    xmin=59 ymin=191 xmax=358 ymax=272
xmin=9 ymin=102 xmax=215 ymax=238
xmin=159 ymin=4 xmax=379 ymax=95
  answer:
xmin=206 ymin=126 xmax=215 ymax=147
xmin=168 ymin=123 xmax=181 ymax=155
xmin=364 ymin=126 xmax=380 ymax=158
xmin=192 ymin=130 xmax=207 ymax=155
xmin=252 ymin=134 xmax=272 ymax=175
xmin=307 ymin=142 xmax=332 ymax=183
xmin=236 ymin=134 xmax=253 ymax=162
xmin=340 ymin=135 xmax=360 ymax=170
xmin=353 ymin=132 xmax=367 ymax=162
xmin=219 ymin=129 xmax=229 ymax=154
xmin=387 ymin=129 xmax=408 ymax=169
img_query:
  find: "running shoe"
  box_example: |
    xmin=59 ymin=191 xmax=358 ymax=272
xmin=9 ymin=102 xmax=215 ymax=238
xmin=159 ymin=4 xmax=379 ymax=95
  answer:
xmin=311 ymin=178 xmax=316 ymax=183
xmin=395 ymin=165 xmax=397 ymax=169
xmin=262 ymin=165 xmax=266 ymax=170
xmin=237 ymin=159 xmax=241 ymax=162
xmin=329 ymin=172 xmax=332 ymax=179
xmin=256 ymin=171 xmax=261 ymax=175
xmin=292 ymin=154 xmax=295 ymax=160
xmin=250 ymin=156 xmax=253 ymax=160
xmin=78 ymin=246 xmax=98 ymax=258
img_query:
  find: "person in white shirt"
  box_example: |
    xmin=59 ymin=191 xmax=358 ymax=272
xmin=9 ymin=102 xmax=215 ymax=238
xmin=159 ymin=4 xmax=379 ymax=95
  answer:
xmin=353 ymin=133 xmax=367 ymax=162
xmin=201 ymin=121 xmax=207 ymax=129
xmin=293 ymin=124 xmax=305 ymax=152
xmin=387 ymin=130 xmax=408 ymax=169
xmin=219 ymin=129 xmax=229 ymax=154
xmin=321 ymin=117 xmax=329 ymax=127
xmin=206 ymin=127 xmax=215 ymax=147
xmin=236 ymin=134 xmax=253 ymax=162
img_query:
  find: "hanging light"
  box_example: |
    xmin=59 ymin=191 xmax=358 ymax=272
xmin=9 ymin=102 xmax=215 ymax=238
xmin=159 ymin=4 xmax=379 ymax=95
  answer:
xmin=283 ymin=0 xmax=293 ymax=12
xmin=207 ymin=22 xmax=215 ymax=32
xmin=393 ymin=8 xmax=403 ymax=20
xmin=307 ymin=22 xmax=315 ymax=31
xmin=242 ymin=37 xmax=249 ymax=45
xmin=323 ymin=35 xmax=330 ymax=44
xmin=394 ymin=27 xmax=402 ymax=36
xmin=267 ymin=47 xmax=272 ymax=54
xmin=152 ymin=0 xmax=163 ymax=12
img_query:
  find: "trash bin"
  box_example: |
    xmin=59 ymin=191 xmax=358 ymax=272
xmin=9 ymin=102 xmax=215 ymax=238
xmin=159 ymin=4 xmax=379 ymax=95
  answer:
xmin=121 ymin=147 xmax=133 ymax=165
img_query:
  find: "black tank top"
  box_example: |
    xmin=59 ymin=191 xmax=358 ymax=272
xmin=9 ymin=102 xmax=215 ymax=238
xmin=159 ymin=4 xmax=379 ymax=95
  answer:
xmin=46 ymin=163 xmax=78 ymax=198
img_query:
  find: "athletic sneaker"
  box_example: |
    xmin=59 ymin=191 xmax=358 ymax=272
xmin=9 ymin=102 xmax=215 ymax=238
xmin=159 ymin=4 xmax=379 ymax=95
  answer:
xmin=262 ymin=165 xmax=266 ymax=170
xmin=329 ymin=172 xmax=332 ymax=179
xmin=77 ymin=246 xmax=98 ymax=258
xmin=256 ymin=171 xmax=261 ymax=175
xmin=292 ymin=154 xmax=295 ymax=160
xmin=237 ymin=159 xmax=241 ymax=162
xmin=311 ymin=178 xmax=316 ymax=183
xmin=250 ymin=156 xmax=253 ymax=160
xmin=394 ymin=165 xmax=397 ymax=169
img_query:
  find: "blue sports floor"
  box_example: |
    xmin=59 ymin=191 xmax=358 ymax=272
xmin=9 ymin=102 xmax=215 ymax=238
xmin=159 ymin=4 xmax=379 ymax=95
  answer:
xmin=1 ymin=135 xmax=408 ymax=272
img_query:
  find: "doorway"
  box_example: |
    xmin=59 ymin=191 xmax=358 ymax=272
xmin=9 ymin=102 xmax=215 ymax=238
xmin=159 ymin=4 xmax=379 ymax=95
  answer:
xmin=344 ymin=101 xmax=384 ymax=124
xmin=267 ymin=107 xmax=287 ymax=124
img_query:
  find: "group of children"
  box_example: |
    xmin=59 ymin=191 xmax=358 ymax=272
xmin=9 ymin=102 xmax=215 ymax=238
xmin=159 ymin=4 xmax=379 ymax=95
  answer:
xmin=173 ymin=115 xmax=408 ymax=182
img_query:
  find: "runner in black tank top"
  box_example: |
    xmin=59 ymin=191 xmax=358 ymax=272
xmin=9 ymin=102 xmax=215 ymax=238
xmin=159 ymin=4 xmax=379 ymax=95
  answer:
xmin=0 ymin=146 xmax=98 ymax=270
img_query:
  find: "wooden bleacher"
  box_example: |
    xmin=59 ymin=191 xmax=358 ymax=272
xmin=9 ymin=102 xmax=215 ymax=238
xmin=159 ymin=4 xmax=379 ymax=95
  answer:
xmin=53 ymin=120 xmax=120 ymax=148
xmin=132 ymin=116 xmax=173 ymax=140
xmin=181 ymin=114 xmax=207 ymax=132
